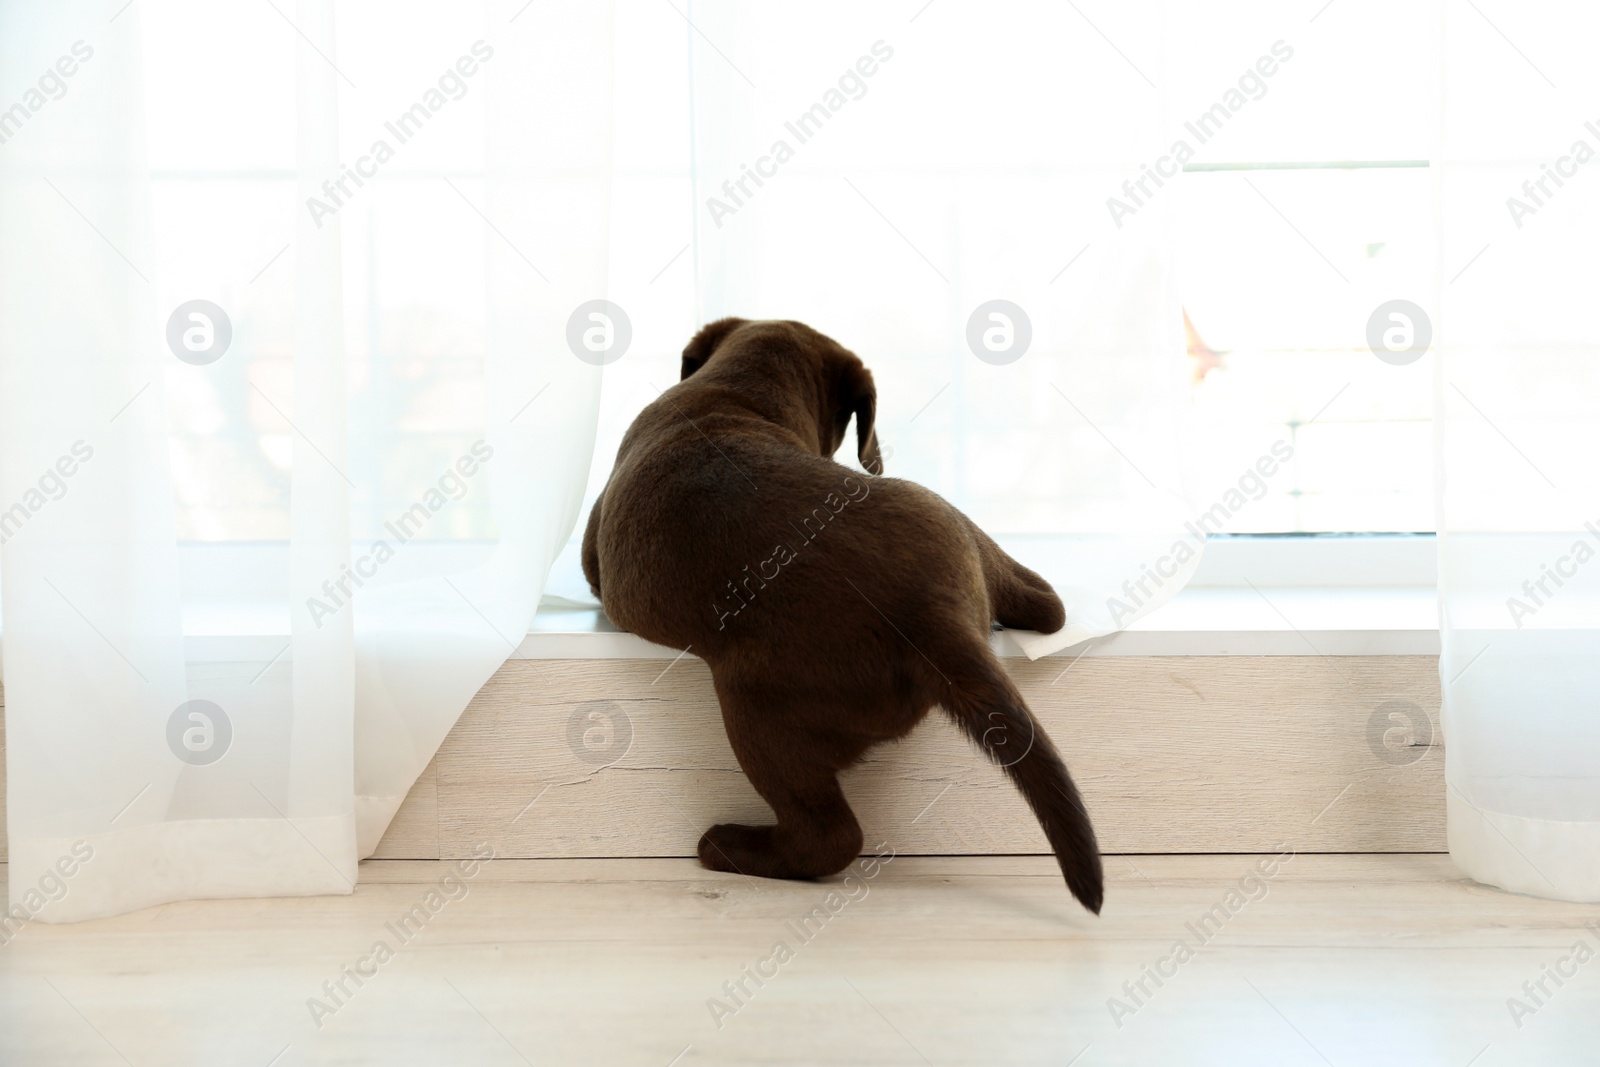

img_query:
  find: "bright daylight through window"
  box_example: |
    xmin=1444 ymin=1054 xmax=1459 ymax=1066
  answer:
xmin=139 ymin=3 xmax=1440 ymax=551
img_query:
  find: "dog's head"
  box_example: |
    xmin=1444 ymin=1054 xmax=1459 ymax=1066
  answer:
xmin=680 ymin=317 xmax=882 ymax=475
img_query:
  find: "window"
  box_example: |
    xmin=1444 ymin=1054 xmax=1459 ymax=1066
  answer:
xmin=1170 ymin=1 xmax=1438 ymax=534
xmin=139 ymin=1 xmax=1442 ymax=572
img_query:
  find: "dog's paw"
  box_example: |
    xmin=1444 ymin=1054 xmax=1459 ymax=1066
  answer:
xmin=697 ymin=823 xmax=774 ymax=874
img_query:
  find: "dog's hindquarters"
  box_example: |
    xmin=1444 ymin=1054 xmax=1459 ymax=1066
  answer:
xmin=962 ymin=518 xmax=1066 ymax=634
xmin=939 ymin=645 xmax=1103 ymax=913
xmin=581 ymin=489 xmax=604 ymax=598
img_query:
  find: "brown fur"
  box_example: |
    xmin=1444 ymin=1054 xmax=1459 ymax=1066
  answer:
xmin=581 ymin=318 xmax=1103 ymax=913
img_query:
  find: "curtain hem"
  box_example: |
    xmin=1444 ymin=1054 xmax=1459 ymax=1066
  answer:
xmin=10 ymin=814 xmax=357 ymax=924
xmin=1447 ymin=789 xmax=1600 ymax=904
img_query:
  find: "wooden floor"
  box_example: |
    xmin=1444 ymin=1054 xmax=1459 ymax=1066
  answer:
xmin=1 ymin=855 xmax=1595 ymax=1066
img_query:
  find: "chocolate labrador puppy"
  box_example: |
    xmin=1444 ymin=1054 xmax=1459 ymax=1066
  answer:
xmin=582 ymin=318 xmax=1103 ymax=913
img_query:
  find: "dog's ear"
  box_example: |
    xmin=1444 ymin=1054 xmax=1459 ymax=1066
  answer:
xmin=681 ymin=317 xmax=747 ymax=380
xmin=838 ymin=357 xmax=882 ymax=475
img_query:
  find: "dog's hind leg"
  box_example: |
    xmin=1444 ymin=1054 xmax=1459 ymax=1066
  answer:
xmin=963 ymin=518 xmax=1065 ymax=633
xmin=697 ymin=678 xmax=865 ymax=880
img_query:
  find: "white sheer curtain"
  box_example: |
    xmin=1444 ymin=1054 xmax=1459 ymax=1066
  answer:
xmin=687 ymin=0 xmax=1199 ymax=659
xmin=5 ymin=0 xmax=1202 ymax=922
xmin=1 ymin=0 xmax=610 ymax=922
xmin=1437 ymin=3 xmax=1600 ymax=902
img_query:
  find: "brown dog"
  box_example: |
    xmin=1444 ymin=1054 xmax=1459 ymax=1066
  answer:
xmin=582 ymin=318 xmax=1103 ymax=912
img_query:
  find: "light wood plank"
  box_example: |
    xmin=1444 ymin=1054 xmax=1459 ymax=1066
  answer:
xmin=0 ymin=855 xmax=1589 ymax=1067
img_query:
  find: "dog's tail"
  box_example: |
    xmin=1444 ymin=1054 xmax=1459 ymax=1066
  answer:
xmin=942 ymin=658 xmax=1104 ymax=914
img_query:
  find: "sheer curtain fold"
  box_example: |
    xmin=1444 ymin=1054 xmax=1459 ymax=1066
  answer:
xmin=349 ymin=0 xmax=613 ymax=855
xmin=1437 ymin=2 xmax=1600 ymax=902
xmin=0 ymin=0 xmax=205 ymax=920
xmin=1 ymin=0 xmax=612 ymax=922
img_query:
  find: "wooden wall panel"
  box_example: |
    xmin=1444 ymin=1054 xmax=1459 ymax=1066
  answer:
xmin=394 ymin=655 xmax=1445 ymax=859
xmin=0 ymin=658 xmax=1445 ymax=864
